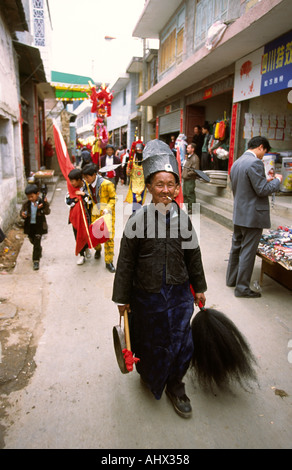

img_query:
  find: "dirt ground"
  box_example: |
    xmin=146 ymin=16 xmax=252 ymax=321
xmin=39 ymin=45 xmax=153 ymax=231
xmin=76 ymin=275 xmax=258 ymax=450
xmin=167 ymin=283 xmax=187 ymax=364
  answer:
xmin=0 ymin=223 xmax=25 ymax=274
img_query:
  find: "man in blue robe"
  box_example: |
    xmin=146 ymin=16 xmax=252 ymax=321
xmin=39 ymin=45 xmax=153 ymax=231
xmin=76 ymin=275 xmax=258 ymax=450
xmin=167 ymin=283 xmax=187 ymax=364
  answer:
xmin=112 ymin=139 xmax=207 ymax=418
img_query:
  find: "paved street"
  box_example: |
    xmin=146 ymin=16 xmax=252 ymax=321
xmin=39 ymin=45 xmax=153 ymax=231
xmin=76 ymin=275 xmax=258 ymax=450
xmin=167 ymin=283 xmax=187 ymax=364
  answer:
xmin=0 ymin=178 xmax=292 ymax=449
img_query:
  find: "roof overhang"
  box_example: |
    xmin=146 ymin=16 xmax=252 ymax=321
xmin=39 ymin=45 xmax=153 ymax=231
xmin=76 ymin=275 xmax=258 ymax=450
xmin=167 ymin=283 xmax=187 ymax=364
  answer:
xmin=2 ymin=0 xmax=28 ymax=34
xmin=110 ymin=75 xmax=130 ymax=94
xmin=37 ymin=82 xmax=56 ymax=100
xmin=13 ymin=41 xmax=46 ymax=84
xmin=133 ymin=0 xmax=181 ymax=38
xmin=50 ymin=71 xmax=96 ymax=102
xmin=136 ymin=0 xmax=292 ymax=106
xmin=126 ymin=57 xmax=143 ymax=74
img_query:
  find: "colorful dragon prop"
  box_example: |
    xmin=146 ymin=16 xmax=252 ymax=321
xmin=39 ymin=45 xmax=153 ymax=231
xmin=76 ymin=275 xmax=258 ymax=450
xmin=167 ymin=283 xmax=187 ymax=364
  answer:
xmin=87 ymin=82 xmax=113 ymax=148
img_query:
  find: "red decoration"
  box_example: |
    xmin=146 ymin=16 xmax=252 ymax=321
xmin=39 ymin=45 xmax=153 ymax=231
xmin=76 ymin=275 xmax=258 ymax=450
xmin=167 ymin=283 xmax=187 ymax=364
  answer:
xmin=122 ymin=349 xmax=140 ymax=372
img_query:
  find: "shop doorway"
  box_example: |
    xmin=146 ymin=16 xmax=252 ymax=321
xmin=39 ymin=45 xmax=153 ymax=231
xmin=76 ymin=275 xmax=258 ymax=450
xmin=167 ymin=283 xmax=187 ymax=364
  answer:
xmin=185 ymin=105 xmax=205 ymax=143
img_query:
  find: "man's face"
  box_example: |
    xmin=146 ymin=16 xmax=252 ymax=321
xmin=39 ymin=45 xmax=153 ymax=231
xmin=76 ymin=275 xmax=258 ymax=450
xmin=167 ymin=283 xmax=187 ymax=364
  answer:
xmin=257 ymin=144 xmax=267 ymax=160
xmin=147 ymin=172 xmax=179 ymax=206
xmin=83 ymin=174 xmax=96 ymax=185
xmin=106 ymin=147 xmax=114 ymax=157
xmin=193 ymin=126 xmax=199 ymax=135
xmin=187 ymin=144 xmax=194 ymax=155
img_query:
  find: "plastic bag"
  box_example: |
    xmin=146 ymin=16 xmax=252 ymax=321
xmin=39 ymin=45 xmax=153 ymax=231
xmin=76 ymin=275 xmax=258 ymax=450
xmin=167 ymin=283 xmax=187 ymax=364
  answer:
xmin=205 ymin=21 xmax=227 ymax=50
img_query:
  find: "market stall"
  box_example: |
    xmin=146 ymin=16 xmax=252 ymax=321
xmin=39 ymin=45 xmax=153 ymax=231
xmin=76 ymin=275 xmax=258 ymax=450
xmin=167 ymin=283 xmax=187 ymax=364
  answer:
xmin=257 ymin=226 xmax=292 ymax=290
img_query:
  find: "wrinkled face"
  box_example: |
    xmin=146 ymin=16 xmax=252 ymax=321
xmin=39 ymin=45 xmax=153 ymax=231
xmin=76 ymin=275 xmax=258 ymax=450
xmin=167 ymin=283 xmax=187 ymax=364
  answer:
xmin=83 ymin=174 xmax=96 ymax=185
xmin=27 ymin=192 xmax=39 ymax=203
xmin=147 ymin=172 xmax=179 ymax=206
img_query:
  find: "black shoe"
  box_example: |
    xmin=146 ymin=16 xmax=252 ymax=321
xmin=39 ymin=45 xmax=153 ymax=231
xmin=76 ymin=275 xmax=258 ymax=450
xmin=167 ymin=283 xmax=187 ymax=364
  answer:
xmin=106 ymin=262 xmax=115 ymax=273
xmin=165 ymin=389 xmax=192 ymax=419
xmin=94 ymin=250 xmax=101 ymax=259
xmin=33 ymin=261 xmax=39 ymax=271
xmin=234 ymin=289 xmax=261 ymax=298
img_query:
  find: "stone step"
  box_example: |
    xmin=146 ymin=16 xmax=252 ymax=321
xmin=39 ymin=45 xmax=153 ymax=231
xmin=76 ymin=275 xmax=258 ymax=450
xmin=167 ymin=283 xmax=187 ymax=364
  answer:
xmin=196 ymin=197 xmax=233 ymax=230
xmin=196 ymin=186 xmax=233 ymax=213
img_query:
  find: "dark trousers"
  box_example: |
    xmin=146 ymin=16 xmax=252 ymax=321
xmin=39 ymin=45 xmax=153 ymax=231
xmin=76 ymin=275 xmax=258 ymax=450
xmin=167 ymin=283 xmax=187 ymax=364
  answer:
xmin=183 ymin=179 xmax=196 ymax=212
xmin=226 ymin=225 xmax=262 ymax=294
xmin=28 ymin=225 xmax=42 ymax=261
xmin=201 ymin=151 xmax=211 ymax=170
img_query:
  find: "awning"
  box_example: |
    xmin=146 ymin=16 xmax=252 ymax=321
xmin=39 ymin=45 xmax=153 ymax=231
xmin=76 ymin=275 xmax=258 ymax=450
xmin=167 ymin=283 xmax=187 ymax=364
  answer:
xmin=51 ymin=71 xmax=95 ymax=101
xmin=13 ymin=41 xmax=46 ymax=84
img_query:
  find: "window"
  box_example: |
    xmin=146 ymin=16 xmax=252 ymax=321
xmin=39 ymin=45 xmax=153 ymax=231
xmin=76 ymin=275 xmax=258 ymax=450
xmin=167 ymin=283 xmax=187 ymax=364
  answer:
xmin=159 ymin=8 xmax=185 ymax=74
xmin=194 ymin=0 xmax=231 ymax=50
xmin=123 ymin=89 xmax=126 ymax=106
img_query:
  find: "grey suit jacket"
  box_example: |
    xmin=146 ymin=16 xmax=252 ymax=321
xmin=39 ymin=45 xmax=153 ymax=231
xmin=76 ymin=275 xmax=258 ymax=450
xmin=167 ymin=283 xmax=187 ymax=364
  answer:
xmin=230 ymin=151 xmax=280 ymax=228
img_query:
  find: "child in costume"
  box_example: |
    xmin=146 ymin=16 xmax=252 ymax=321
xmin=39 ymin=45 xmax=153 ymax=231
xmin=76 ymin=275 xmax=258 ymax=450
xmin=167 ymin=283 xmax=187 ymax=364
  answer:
xmin=66 ymin=168 xmax=92 ymax=265
xmin=82 ymin=163 xmax=116 ymax=273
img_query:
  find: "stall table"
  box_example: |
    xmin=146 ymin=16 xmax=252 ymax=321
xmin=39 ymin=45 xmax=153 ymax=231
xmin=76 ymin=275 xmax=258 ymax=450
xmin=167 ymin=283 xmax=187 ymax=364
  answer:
xmin=257 ymin=252 xmax=292 ymax=290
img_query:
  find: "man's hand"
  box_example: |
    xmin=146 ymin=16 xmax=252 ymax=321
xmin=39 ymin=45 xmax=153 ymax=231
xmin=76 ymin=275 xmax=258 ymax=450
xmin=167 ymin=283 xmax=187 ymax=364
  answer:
xmin=118 ymin=304 xmax=130 ymax=316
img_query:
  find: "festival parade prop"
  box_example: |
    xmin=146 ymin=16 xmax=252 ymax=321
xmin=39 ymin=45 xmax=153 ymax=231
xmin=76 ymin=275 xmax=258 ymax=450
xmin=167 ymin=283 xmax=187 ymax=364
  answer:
xmin=190 ymin=287 xmax=258 ymax=391
xmin=113 ymin=310 xmax=140 ymax=374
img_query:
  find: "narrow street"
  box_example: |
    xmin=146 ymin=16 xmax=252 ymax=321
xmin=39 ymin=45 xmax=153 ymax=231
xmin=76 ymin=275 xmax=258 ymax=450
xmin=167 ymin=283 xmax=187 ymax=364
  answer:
xmin=0 ymin=178 xmax=292 ymax=450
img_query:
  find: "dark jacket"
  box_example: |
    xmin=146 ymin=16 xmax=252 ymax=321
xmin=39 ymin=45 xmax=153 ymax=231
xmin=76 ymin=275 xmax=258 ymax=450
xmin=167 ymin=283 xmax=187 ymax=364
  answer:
xmin=20 ymin=198 xmax=50 ymax=235
xmin=100 ymin=155 xmax=122 ymax=185
xmin=112 ymin=202 xmax=207 ymax=304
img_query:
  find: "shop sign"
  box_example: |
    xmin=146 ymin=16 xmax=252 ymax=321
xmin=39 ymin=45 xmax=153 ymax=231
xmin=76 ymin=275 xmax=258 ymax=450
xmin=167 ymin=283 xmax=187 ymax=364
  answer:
xmin=165 ymin=105 xmax=171 ymax=114
xmin=203 ymin=88 xmax=213 ymax=100
xmin=234 ymin=30 xmax=292 ymax=102
xmin=233 ymin=48 xmax=263 ymax=102
xmin=260 ymin=30 xmax=292 ymax=95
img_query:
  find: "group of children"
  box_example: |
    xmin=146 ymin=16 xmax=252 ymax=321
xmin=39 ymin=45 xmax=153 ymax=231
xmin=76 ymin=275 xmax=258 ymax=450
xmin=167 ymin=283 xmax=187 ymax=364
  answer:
xmin=20 ymin=163 xmax=117 ymax=273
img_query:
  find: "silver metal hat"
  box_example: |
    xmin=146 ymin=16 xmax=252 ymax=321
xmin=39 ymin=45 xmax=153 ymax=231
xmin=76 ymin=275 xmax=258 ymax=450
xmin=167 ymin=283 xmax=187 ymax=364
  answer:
xmin=142 ymin=139 xmax=179 ymax=183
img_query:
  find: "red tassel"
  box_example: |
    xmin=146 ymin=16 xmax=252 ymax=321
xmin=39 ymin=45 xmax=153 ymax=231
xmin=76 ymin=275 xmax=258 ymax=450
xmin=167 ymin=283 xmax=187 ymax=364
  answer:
xmin=122 ymin=349 xmax=140 ymax=372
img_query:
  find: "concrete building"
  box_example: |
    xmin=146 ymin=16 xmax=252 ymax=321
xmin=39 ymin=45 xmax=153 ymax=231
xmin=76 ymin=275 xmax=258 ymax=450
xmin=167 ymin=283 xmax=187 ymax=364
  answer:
xmin=0 ymin=0 xmax=52 ymax=232
xmin=107 ymin=57 xmax=144 ymax=149
xmin=133 ymin=0 xmax=292 ymax=226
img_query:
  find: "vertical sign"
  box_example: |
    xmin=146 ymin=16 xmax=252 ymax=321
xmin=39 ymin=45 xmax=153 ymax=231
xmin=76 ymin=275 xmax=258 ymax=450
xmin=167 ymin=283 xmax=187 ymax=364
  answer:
xmin=156 ymin=116 xmax=159 ymax=138
xmin=228 ymin=103 xmax=238 ymax=174
xmin=180 ymin=109 xmax=183 ymax=133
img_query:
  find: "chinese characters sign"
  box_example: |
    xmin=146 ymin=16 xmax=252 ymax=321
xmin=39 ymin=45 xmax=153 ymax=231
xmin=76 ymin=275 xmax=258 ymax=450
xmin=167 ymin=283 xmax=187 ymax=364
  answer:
xmin=260 ymin=31 xmax=292 ymax=95
xmin=234 ymin=30 xmax=292 ymax=102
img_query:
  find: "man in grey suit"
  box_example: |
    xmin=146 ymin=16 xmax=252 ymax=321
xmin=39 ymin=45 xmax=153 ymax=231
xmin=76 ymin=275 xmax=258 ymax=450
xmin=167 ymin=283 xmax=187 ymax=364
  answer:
xmin=226 ymin=136 xmax=283 ymax=298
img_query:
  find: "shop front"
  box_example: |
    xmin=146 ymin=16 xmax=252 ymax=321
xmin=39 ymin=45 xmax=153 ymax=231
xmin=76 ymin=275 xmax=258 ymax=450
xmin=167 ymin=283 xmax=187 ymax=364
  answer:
xmin=156 ymin=99 xmax=183 ymax=147
xmin=232 ymin=30 xmax=292 ymax=288
xmin=185 ymin=74 xmax=234 ymax=178
xmin=232 ymin=30 xmax=292 ymax=193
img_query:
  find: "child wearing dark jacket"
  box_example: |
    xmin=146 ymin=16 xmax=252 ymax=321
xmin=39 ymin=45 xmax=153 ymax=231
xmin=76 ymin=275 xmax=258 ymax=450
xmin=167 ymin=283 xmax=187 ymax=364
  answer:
xmin=20 ymin=184 xmax=50 ymax=270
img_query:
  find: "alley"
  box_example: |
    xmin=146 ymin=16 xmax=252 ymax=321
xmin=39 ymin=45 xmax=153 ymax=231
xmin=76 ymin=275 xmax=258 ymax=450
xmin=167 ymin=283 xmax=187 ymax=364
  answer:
xmin=0 ymin=178 xmax=292 ymax=450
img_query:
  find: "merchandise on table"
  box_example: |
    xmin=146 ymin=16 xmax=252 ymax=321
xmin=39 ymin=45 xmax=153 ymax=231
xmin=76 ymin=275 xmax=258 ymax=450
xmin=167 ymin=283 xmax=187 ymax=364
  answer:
xmin=257 ymin=226 xmax=292 ymax=270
